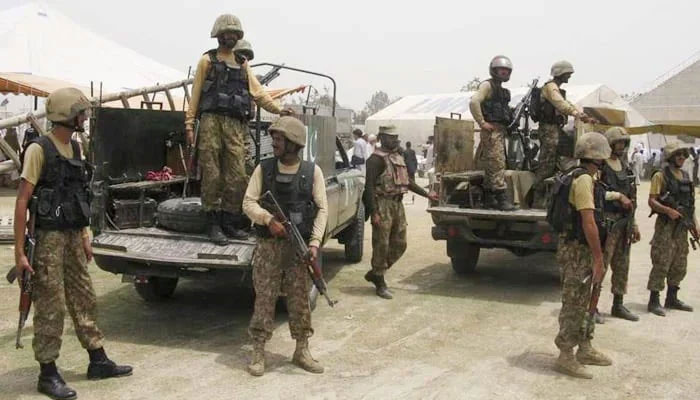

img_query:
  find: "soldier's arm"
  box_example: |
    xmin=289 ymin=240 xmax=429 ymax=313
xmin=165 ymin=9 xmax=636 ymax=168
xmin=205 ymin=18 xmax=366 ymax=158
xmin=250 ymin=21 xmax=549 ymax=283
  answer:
xmin=542 ymin=82 xmax=580 ymax=117
xmin=309 ymin=166 xmax=328 ymax=248
xmin=246 ymin=64 xmax=283 ymax=114
xmin=242 ymin=165 xmax=274 ymax=226
xmin=185 ymin=56 xmax=211 ymax=129
xmin=469 ymin=82 xmax=492 ymax=127
xmin=14 ymin=180 xmax=34 ymax=264
xmin=648 ymin=173 xmax=677 ymax=217
xmin=363 ymin=155 xmax=385 ymax=216
xmin=408 ymin=180 xmax=429 ymax=197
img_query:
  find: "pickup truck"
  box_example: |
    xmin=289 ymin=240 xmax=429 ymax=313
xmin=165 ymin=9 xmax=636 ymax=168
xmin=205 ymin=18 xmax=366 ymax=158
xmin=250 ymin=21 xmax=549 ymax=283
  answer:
xmin=88 ymin=65 xmax=365 ymax=309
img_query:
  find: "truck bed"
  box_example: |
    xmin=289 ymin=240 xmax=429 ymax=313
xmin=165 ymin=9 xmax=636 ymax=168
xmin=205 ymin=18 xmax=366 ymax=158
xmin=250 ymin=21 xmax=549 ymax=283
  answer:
xmin=427 ymin=206 xmax=546 ymax=221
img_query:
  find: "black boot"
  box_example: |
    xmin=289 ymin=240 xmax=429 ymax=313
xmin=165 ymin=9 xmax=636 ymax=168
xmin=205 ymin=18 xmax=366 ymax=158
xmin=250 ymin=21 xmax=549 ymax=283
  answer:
xmin=364 ymin=271 xmax=393 ymax=299
xmin=493 ymin=190 xmax=516 ymax=211
xmin=611 ymin=294 xmax=639 ymax=321
xmin=87 ymin=347 xmax=133 ymax=380
xmin=220 ymin=211 xmax=249 ymax=240
xmin=38 ymin=362 xmax=77 ymax=400
xmin=648 ymin=291 xmax=666 ymax=316
xmin=482 ymin=190 xmax=496 ymax=209
xmin=207 ymin=211 xmax=228 ymax=245
xmin=665 ymin=286 xmax=694 ymax=312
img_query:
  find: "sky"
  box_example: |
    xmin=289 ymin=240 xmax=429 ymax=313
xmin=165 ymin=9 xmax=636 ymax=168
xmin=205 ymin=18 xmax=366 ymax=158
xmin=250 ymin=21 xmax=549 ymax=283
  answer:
xmin=4 ymin=0 xmax=700 ymax=111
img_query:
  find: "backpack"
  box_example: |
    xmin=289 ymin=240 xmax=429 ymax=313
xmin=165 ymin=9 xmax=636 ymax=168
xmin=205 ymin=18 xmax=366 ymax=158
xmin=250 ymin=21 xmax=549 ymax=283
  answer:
xmin=528 ymin=86 xmax=542 ymax=123
xmin=546 ymin=167 xmax=586 ymax=233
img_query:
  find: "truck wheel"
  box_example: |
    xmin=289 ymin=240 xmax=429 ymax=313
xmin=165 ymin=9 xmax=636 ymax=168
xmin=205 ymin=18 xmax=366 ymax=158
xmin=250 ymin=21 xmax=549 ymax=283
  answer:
xmin=134 ymin=276 xmax=179 ymax=302
xmin=156 ymin=197 xmax=207 ymax=233
xmin=344 ymin=203 xmax=365 ymax=263
xmin=450 ymin=244 xmax=480 ymax=274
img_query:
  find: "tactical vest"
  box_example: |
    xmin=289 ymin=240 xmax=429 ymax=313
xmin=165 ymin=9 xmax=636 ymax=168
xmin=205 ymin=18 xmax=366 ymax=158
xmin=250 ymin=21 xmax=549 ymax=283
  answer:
xmin=601 ymin=160 xmax=636 ymax=214
xmin=658 ymin=166 xmax=695 ymax=217
xmin=32 ymin=136 xmax=91 ymax=230
xmin=540 ymin=81 xmax=567 ymax=126
xmin=374 ymin=150 xmax=409 ymax=198
xmin=255 ymin=159 xmax=317 ymax=241
xmin=481 ymin=80 xmax=513 ymax=124
xmin=198 ymin=49 xmax=252 ymax=121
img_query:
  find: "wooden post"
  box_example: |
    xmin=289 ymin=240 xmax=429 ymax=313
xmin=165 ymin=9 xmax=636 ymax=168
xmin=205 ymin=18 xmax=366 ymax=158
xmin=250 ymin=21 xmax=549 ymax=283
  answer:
xmin=164 ymin=88 xmax=176 ymax=111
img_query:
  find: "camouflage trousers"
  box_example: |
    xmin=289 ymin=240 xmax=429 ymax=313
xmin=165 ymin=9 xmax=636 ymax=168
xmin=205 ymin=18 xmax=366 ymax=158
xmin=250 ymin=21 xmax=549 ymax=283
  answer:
xmin=32 ymin=229 xmax=104 ymax=363
xmin=249 ymin=238 xmax=313 ymax=342
xmin=603 ymin=216 xmax=632 ymax=295
xmin=475 ymin=125 xmax=506 ymax=191
xmin=199 ymin=112 xmax=248 ymax=213
xmin=555 ymin=238 xmax=594 ymax=351
xmin=648 ymin=217 xmax=689 ymax=291
xmin=370 ymin=196 xmax=407 ymax=276
xmin=533 ymin=123 xmax=560 ymax=202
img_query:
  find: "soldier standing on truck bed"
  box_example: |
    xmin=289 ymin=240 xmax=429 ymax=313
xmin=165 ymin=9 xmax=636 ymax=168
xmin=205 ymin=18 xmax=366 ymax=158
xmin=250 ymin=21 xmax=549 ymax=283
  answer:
xmin=532 ymin=61 xmax=596 ymax=208
xmin=185 ymin=14 xmax=291 ymax=245
xmin=14 ymin=88 xmax=132 ymax=400
xmin=363 ymin=126 xmax=438 ymax=299
xmin=646 ymin=142 xmax=699 ymax=317
xmin=553 ymin=132 xmax=614 ymax=379
xmin=469 ymin=55 xmax=517 ymax=211
xmin=242 ymin=116 xmax=328 ymax=376
xmin=600 ymin=127 xmax=639 ymax=322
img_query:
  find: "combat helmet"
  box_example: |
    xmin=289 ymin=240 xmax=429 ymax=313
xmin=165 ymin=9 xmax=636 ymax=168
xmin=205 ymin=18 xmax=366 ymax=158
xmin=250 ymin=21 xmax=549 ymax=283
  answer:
xmin=234 ymin=40 xmax=254 ymax=61
xmin=211 ymin=14 xmax=244 ymax=38
xmin=663 ymin=141 xmax=689 ymax=161
xmin=46 ymin=88 xmax=91 ymax=124
xmin=574 ymin=131 xmax=611 ymax=160
xmin=489 ymin=55 xmax=513 ymax=80
xmin=604 ymin=126 xmax=630 ymax=147
xmin=551 ymin=60 xmax=574 ymax=78
xmin=378 ymin=125 xmax=398 ymax=136
xmin=270 ymin=116 xmax=306 ymax=147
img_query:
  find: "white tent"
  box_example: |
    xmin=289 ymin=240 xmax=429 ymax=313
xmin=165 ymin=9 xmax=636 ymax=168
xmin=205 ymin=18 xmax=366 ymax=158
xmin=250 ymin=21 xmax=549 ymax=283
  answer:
xmin=365 ymin=84 xmax=652 ymax=150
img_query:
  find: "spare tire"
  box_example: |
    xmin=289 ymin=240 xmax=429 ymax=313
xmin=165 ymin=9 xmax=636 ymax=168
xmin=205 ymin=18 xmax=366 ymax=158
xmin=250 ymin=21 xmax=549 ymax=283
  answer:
xmin=157 ymin=197 xmax=207 ymax=233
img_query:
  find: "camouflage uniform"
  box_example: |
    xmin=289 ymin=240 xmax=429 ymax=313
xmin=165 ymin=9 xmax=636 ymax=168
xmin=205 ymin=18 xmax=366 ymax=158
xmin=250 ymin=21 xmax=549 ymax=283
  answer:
xmin=603 ymin=219 xmax=632 ymax=295
xmin=371 ymin=197 xmax=408 ymax=276
xmin=198 ymin=113 xmax=249 ymax=213
xmin=475 ymin=126 xmax=507 ymax=191
xmin=32 ymin=230 xmax=104 ymax=363
xmin=534 ymin=123 xmax=559 ymax=192
xmin=248 ymin=238 xmax=312 ymax=342
xmin=648 ymin=217 xmax=689 ymax=291
xmin=555 ymin=238 xmax=594 ymax=350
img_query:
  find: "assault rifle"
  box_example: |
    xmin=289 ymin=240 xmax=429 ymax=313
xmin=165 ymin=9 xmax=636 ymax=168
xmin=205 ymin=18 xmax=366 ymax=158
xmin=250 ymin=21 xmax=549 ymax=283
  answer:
xmin=261 ymin=191 xmax=338 ymax=308
xmin=6 ymin=195 xmax=38 ymax=349
xmin=582 ymin=274 xmax=603 ymax=339
xmin=650 ymin=192 xmax=699 ymax=250
xmin=507 ymin=78 xmax=539 ymax=171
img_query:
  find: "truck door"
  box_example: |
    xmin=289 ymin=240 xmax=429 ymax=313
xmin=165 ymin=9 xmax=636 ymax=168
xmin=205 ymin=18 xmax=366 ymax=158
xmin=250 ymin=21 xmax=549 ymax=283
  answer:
xmin=434 ymin=116 xmax=475 ymax=174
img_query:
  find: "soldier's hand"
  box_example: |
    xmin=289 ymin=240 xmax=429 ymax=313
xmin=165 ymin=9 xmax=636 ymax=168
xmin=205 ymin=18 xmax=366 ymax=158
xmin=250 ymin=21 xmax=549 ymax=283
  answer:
xmin=309 ymin=245 xmax=319 ymax=264
xmin=268 ymin=218 xmax=287 ymax=238
xmin=428 ymin=191 xmax=439 ymax=202
xmin=279 ymin=108 xmax=295 ymax=116
xmin=592 ymin=258 xmax=605 ymax=285
xmin=632 ymin=226 xmax=641 ymax=243
xmin=371 ymin=213 xmax=381 ymax=226
xmin=82 ymin=236 xmax=93 ymax=263
xmin=15 ymin=255 xmax=34 ymax=279
xmin=481 ymin=122 xmax=495 ymax=133
xmin=666 ymin=208 xmax=682 ymax=220
xmin=618 ymin=195 xmax=633 ymax=211
xmin=185 ymin=127 xmax=195 ymax=147
xmin=580 ymin=113 xmax=598 ymax=124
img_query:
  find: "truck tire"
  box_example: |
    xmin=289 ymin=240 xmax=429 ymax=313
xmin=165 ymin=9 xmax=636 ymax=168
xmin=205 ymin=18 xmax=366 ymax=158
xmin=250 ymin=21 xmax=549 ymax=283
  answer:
xmin=450 ymin=244 xmax=480 ymax=274
xmin=134 ymin=276 xmax=179 ymax=302
xmin=157 ymin=197 xmax=207 ymax=233
xmin=344 ymin=203 xmax=365 ymax=263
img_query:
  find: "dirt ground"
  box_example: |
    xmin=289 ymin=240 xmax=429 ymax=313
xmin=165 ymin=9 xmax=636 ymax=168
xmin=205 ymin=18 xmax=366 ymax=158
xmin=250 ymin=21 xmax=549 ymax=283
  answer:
xmin=1 ymin=181 xmax=699 ymax=400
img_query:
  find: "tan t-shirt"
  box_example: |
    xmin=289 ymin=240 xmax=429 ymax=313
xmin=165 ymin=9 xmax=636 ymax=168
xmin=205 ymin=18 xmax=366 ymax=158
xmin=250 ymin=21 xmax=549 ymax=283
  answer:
xmin=650 ymin=167 xmax=684 ymax=196
xmin=541 ymin=81 xmax=580 ymax=118
xmin=569 ymin=173 xmax=595 ymax=210
xmin=242 ymin=160 xmax=328 ymax=248
xmin=185 ymin=49 xmax=282 ymax=127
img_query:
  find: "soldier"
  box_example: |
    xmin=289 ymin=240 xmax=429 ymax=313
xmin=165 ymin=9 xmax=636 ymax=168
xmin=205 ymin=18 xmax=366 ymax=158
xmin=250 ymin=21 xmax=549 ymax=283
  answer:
xmin=600 ymin=127 xmax=639 ymax=321
xmin=647 ymin=142 xmax=698 ymax=316
xmin=469 ymin=55 xmax=516 ymax=211
xmin=242 ymin=116 xmax=328 ymax=376
xmin=363 ymin=126 xmax=438 ymax=299
xmin=185 ymin=14 xmax=291 ymax=245
xmin=14 ymin=88 xmax=132 ymax=400
xmin=532 ymin=61 xmax=595 ymax=208
xmin=553 ymin=132 xmax=613 ymax=379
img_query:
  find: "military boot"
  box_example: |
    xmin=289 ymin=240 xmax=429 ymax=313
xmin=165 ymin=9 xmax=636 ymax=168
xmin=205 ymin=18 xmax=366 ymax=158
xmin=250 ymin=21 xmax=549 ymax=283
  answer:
xmin=576 ymin=341 xmax=612 ymax=366
xmin=38 ymin=362 xmax=77 ymax=400
xmin=648 ymin=291 xmax=666 ymax=316
xmin=482 ymin=190 xmax=496 ymax=209
xmin=611 ymin=294 xmax=639 ymax=321
xmin=220 ymin=211 xmax=249 ymax=240
xmin=207 ymin=211 xmax=228 ymax=245
xmin=554 ymin=348 xmax=592 ymax=379
xmin=292 ymin=338 xmax=324 ymax=374
xmin=247 ymin=340 xmax=265 ymax=377
xmin=86 ymin=347 xmax=133 ymax=380
xmin=493 ymin=190 xmax=517 ymax=211
xmin=364 ymin=271 xmax=393 ymax=299
xmin=665 ymin=286 xmax=694 ymax=312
